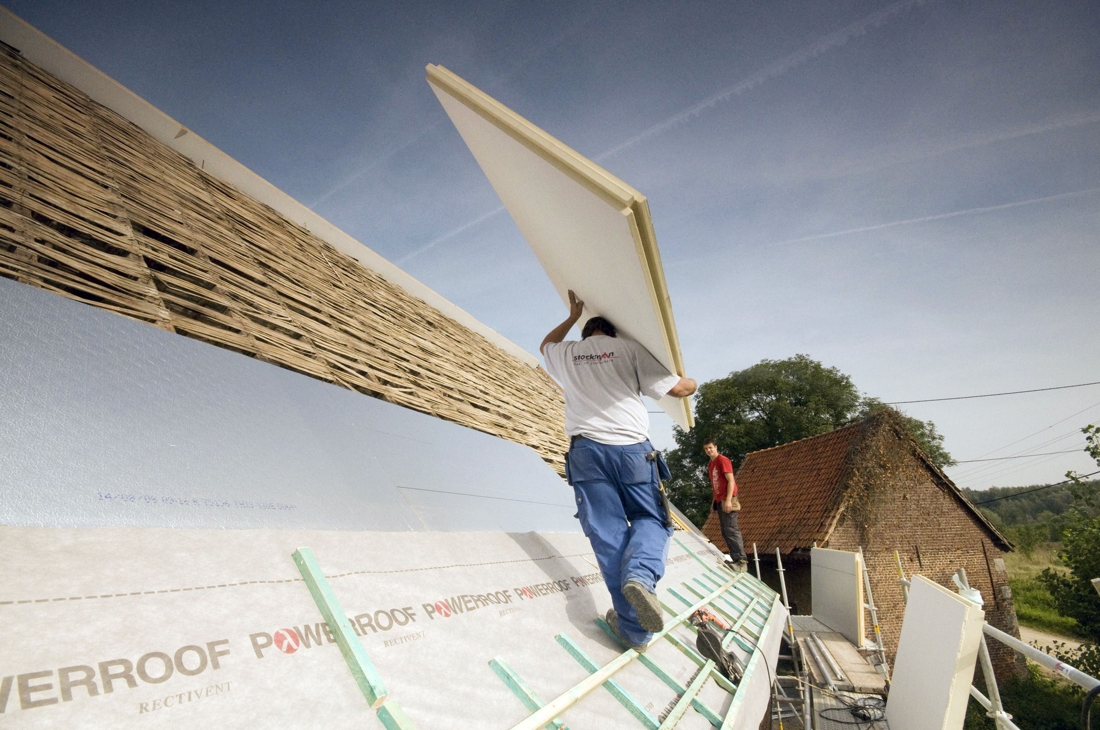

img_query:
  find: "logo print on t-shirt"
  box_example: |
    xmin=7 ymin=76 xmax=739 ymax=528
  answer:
xmin=572 ymin=351 xmax=616 ymax=364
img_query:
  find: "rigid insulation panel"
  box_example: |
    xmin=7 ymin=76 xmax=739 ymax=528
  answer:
xmin=426 ymin=65 xmax=693 ymax=430
xmin=810 ymin=547 xmax=866 ymax=646
xmin=885 ymin=575 xmax=985 ymax=730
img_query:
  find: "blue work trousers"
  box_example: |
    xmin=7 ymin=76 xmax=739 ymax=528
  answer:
xmin=567 ymin=437 xmax=673 ymax=645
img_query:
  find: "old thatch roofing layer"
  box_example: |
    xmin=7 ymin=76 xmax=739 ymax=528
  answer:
xmin=0 ymin=41 xmax=569 ymax=469
xmin=703 ymin=412 xmax=1011 ymax=553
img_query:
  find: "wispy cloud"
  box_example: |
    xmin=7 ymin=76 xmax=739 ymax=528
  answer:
xmin=308 ymin=8 xmax=598 ymax=211
xmin=401 ymin=0 xmax=927 ymax=263
xmin=770 ymin=186 xmax=1100 ymax=247
xmin=308 ymin=125 xmax=443 ymax=209
xmin=595 ymin=0 xmax=927 ymax=162
xmin=811 ymin=109 xmax=1100 ymax=182
xmin=396 ymin=205 xmax=506 ymax=265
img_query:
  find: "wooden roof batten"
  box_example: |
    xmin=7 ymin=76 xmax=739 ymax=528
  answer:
xmin=0 ymin=18 xmax=570 ymax=470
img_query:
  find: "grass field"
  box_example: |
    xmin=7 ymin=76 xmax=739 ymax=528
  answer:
xmin=1003 ymin=542 xmax=1086 ymax=639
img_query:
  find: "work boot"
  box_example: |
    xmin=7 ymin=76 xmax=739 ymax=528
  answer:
xmin=623 ymin=581 xmax=664 ymax=633
xmin=735 ymin=560 xmax=749 ymax=573
xmin=605 ymin=609 xmax=648 ymax=653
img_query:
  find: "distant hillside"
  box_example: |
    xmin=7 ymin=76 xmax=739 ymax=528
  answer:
xmin=963 ymin=480 xmax=1099 ymax=531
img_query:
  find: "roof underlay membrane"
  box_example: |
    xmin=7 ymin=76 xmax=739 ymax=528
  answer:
xmin=0 ymin=237 xmax=783 ymax=729
xmin=427 ymin=65 xmax=694 ymax=431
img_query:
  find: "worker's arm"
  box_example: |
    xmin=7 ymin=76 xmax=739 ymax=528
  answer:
xmin=667 ymin=377 xmax=697 ymax=398
xmin=540 ymin=290 xmax=585 ymax=354
xmin=722 ymin=472 xmax=737 ymax=513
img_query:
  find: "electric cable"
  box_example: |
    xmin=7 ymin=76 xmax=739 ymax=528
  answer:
xmin=885 ymin=380 xmax=1100 ymax=405
xmin=784 ymin=673 xmax=887 ymax=727
xmin=954 ymin=449 xmax=1082 ymax=463
xmin=972 ymin=470 xmax=1100 ymax=506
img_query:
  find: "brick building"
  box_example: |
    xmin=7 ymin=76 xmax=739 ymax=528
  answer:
xmin=702 ymin=410 xmax=1025 ymax=680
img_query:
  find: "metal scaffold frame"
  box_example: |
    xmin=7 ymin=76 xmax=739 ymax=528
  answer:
xmin=893 ymin=550 xmax=1100 ymax=730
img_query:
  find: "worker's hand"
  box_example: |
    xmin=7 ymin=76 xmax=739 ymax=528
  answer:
xmin=568 ymin=290 xmax=584 ymax=320
xmin=722 ymin=500 xmax=734 ymax=514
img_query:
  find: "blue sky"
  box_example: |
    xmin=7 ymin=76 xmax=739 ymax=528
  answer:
xmin=10 ymin=0 xmax=1099 ymax=490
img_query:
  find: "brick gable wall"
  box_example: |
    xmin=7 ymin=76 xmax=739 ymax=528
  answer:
xmin=824 ymin=422 xmax=1025 ymax=680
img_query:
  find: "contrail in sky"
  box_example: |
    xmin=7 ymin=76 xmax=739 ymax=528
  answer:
xmin=819 ymin=109 xmax=1100 ymax=180
xmin=771 ymin=187 xmax=1100 ymax=247
xmin=407 ymin=0 xmax=925 ymax=262
xmin=396 ymin=205 xmax=506 ymax=265
xmin=925 ymin=110 xmax=1100 ymax=158
xmin=309 ymin=9 xmax=598 ymax=210
xmin=308 ymin=123 xmax=444 ymax=209
xmin=595 ymin=0 xmax=926 ymax=162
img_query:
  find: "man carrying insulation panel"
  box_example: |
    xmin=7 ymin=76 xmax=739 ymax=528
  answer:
xmin=541 ymin=291 xmax=697 ymax=651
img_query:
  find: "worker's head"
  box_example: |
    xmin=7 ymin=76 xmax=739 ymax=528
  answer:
xmin=581 ymin=316 xmax=617 ymax=339
xmin=702 ymin=439 xmax=719 ymax=459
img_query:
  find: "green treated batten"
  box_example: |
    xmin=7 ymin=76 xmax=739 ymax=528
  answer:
xmin=555 ymin=633 xmax=660 ymax=730
xmin=594 ymin=616 xmax=724 ymax=728
xmin=508 ymin=575 xmax=737 ymax=730
xmin=658 ymin=659 xmax=715 ymax=730
xmin=377 ymin=702 xmax=418 ymax=730
xmin=489 ymin=657 xmax=568 ymax=730
xmin=291 ymin=547 xmax=389 ymax=709
xmin=721 ymin=595 xmax=783 ymax=729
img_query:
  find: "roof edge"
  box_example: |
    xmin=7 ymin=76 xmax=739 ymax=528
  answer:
xmin=0 ymin=8 xmax=539 ymax=368
xmin=895 ymin=423 xmax=1015 ymax=551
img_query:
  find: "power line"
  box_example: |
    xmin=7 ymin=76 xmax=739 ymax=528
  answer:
xmin=971 ymin=470 xmax=1100 ymax=506
xmin=886 ymin=380 xmax=1100 ymax=405
xmin=954 ymin=449 xmax=1084 ymax=464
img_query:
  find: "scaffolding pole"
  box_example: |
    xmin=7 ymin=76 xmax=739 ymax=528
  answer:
xmin=857 ymin=546 xmax=890 ymax=684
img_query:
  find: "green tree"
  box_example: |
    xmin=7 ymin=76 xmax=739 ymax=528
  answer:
xmin=665 ymin=355 xmax=862 ymax=525
xmin=665 ymin=355 xmax=954 ymax=527
xmin=1040 ymin=425 xmax=1100 ymax=641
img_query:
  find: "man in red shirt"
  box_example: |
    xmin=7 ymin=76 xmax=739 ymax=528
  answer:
xmin=704 ymin=439 xmax=747 ymax=571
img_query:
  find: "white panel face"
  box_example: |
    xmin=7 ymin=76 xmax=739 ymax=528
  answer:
xmin=429 ymin=82 xmax=690 ymax=430
xmin=886 ymin=575 xmax=985 ymax=730
xmin=0 ymin=278 xmax=577 ymax=532
xmin=810 ymin=548 xmax=865 ymax=645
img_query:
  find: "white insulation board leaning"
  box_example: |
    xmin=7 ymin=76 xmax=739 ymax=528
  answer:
xmin=885 ymin=574 xmax=985 ymax=730
xmin=810 ymin=547 xmax=865 ymax=646
xmin=0 ymin=527 xmax=783 ymax=729
xmin=426 ymin=64 xmax=693 ymax=430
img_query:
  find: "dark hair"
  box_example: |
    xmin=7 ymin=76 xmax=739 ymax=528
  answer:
xmin=702 ymin=438 xmax=717 ymax=447
xmin=582 ymin=316 xmax=617 ymax=339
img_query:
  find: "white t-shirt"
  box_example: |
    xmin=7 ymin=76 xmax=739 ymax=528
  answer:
xmin=542 ymin=335 xmax=681 ymax=445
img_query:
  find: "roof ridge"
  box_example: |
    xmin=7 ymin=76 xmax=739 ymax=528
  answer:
xmin=741 ymin=417 xmax=867 ymax=460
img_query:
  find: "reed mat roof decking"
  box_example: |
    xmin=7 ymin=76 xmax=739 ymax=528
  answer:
xmin=0 ymin=43 xmax=568 ymax=470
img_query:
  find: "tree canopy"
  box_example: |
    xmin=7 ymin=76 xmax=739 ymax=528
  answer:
xmin=665 ymin=354 xmax=953 ymax=526
xmin=1041 ymin=426 xmax=1100 ymax=641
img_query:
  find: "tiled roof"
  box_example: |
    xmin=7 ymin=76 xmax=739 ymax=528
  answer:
xmin=703 ymin=420 xmax=866 ymax=554
xmin=702 ymin=413 xmax=1011 ymax=554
